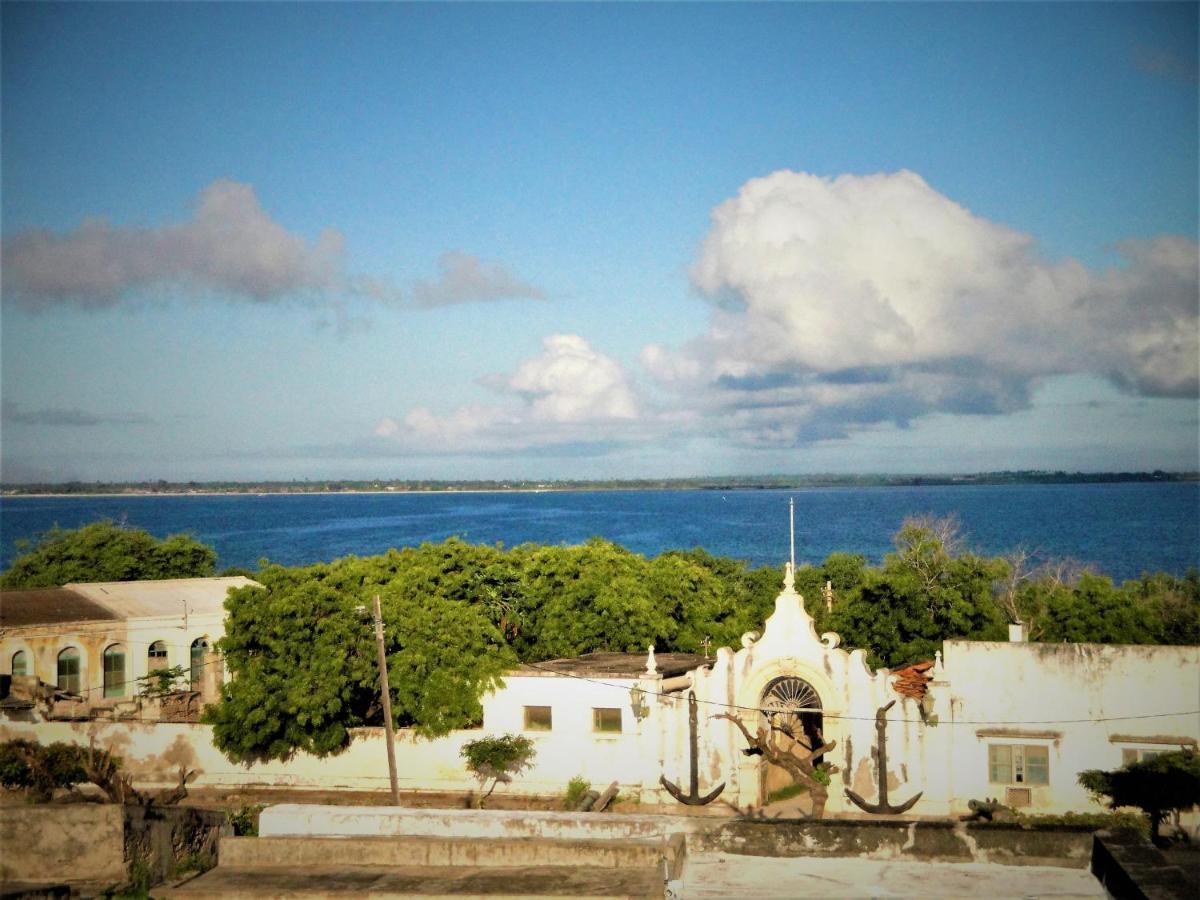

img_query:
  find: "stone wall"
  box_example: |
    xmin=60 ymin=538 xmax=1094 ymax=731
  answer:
xmin=0 ymin=804 xmax=125 ymax=885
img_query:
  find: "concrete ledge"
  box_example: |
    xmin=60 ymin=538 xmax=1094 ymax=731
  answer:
xmin=259 ymin=804 xmax=706 ymax=842
xmin=220 ymin=835 xmax=664 ymax=870
xmin=1091 ymin=831 xmax=1196 ymax=899
xmin=690 ymin=819 xmax=1094 ymax=867
xmin=159 ymin=864 xmax=664 ymax=898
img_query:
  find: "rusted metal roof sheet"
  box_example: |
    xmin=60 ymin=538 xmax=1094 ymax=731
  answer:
xmin=0 ymin=588 xmax=121 ymax=627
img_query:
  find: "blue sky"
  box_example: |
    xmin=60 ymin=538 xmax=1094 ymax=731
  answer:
xmin=2 ymin=2 xmax=1197 ymax=482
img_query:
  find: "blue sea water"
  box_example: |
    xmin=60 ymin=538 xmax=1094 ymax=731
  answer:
xmin=0 ymin=484 xmax=1197 ymax=582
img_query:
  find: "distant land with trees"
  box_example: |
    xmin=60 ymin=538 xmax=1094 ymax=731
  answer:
xmin=2 ymin=470 xmax=1196 ymax=496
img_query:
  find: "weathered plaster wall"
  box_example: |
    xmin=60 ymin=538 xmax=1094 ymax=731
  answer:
xmin=0 ymin=803 xmax=126 ymax=884
xmin=939 ymin=641 xmax=1200 ymax=813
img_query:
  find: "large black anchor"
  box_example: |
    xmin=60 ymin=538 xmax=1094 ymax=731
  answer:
xmin=661 ymin=691 xmax=725 ymax=805
xmin=844 ymin=700 xmax=923 ymax=815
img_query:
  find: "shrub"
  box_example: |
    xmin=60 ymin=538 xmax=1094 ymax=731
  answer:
xmin=460 ymin=734 xmax=536 ymax=807
xmin=1079 ymin=748 xmax=1200 ymax=844
xmin=564 ymin=775 xmax=591 ymax=809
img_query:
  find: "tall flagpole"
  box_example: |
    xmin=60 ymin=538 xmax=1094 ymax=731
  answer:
xmin=789 ymin=496 xmax=795 ymax=572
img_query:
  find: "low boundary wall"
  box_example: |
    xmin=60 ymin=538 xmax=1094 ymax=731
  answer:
xmin=685 ymin=819 xmax=1095 ymax=868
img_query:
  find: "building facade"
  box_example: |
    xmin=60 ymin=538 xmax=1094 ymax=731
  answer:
xmin=1 ymin=569 xmax=1196 ymax=818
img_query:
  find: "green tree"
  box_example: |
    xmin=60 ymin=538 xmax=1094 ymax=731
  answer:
xmin=828 ymin=519 xmax=1006 ymax=667
xmin=204 ymin=555 xmax=516 ymax=763
xmin=515 ymin=539 xmax=676 ymax=660
xmin=0 ymin=739 xmax=89 ymax=801
xmin=460 ymin=734 xmax=536 ymax=807
xmin=1 ymin=520 xmax=217 ymax=588
xmin=1079 ymin=749 xmax=1200 ymax=844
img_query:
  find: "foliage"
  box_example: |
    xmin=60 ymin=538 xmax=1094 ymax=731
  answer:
xmin=195 ymin=519 xmax=1195 ymax=763
xmin=227 ymin=803 xmax=265 ymax=836
xmin=0 ymin=739 xmax=89 ymax=801
xmin=766 ymin=782 xmax=809 ymax=804
xmin=461 ymin=734 xmax=536 ymax=805
xmin=564 ymin=775 xmax=592 ymax=809
xmin=136 ymin=665 xmax=188 ymax=699
xmin=1079 ymin=749 xmax=1200 ymax=843
xmin=204 ymin=551 xmax=517 ymax=763
xmin=1 ymin=520 xmax=217 ymax=588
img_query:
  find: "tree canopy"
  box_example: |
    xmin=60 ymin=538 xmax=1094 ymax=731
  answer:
xmin=204 ymin=551 xmax=517 ymax=763
xmin=1079 ymin=749 xmax=1200 ymax=843
xmin=0 ymin=520 xmax=218 ymax=589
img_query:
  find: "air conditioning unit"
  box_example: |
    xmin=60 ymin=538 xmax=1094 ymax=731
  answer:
xmin=1005 ymin=787 xmax=1032 ymax=808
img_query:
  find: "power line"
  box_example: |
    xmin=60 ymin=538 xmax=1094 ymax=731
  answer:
xmin=518 ymin=659 xmax=1200 ymax=727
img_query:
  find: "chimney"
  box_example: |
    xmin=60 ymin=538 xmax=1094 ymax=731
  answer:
xmin=1008 ymin=622 xmax=1028 ymax=643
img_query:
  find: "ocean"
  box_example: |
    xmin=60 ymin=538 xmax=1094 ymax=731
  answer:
xmin=1 ymin=483 xmax=1197 ymax=582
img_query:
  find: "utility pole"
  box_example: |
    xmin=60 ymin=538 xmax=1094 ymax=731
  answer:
xmin=372 ymin=594 xmax=400 ymax=805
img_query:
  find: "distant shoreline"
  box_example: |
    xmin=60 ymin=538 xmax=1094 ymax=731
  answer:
xmin=2 ymin=471 xmax=1196 ymax=498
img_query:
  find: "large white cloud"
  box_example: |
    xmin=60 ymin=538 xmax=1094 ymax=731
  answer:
xmin=642 ymin=169 xmax=1197 ymax=448
xmin=374 ymin=334 xmax=641 ymax=454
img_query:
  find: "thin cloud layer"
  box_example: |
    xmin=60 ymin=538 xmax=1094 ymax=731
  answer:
xmin=1 ymin=398 xmax=155 ymax=427
xmin=374 ymin=334 xmax=639 ymax=453
xmin=412 ymin=251 xmax=546 ymax=307
xmin=2 ymin=180 xmax=354 ymax=309
xmin=640 ymin=169 xmax=1198 ymax=448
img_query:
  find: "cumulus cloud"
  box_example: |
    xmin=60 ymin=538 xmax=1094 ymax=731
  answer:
xmin=1 ymin=398 xmax=155 ymax=426
xmin=1 ymin=180 xmax=366 ymax=309
xmin=641 ymin=169 xmax=1198 ymax=448
xmin=412 ymin=251 xmax=546 ymax=307
xmin=373 ymin=334 xmax=640 ymax=454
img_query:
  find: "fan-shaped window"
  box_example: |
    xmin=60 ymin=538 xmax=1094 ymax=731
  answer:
xmin=11 ymin=650 xmax=29 ymax=677
xmin=760 ymin=675 xmax=825 ymax=768
xmin=103 ymin=644 xmax=126 ymax=698
xmin=148 ymin=641 xmax=169 ymax=671
xmin=190 ymin=638 xmax=209 ymax=690
xmin=57 ymin=648 xmax=81 ymax=694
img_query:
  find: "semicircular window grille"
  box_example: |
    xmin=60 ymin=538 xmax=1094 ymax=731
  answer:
xmin=761 ymin=676 xmax=822 ymax=714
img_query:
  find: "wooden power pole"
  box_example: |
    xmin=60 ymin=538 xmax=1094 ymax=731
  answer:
xmin=372 ymin=594 xmax=400 ymax=805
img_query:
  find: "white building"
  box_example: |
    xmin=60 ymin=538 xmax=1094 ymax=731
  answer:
xmin=1 ymin=568 xmax=1196 ymax=818
xmin=0 ymin=577 xmax=254 ymax=718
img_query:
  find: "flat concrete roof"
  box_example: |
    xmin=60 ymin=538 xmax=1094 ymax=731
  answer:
xmin=1 ymin=576 xmax=258 ymax=627
xmin=0 ymin=587 xmax=120 ymax=627
xmin=517 ymin=651 xmax=711 ymax=679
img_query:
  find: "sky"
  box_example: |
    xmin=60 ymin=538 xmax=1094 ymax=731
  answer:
xmin=1 ymin=1 xmax=1197 ymax=483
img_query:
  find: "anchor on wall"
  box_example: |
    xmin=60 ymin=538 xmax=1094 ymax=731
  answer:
xmin=661 ymin=690 xmax=725 ymax=805
xmin=844 ymin=700 xmax=923 ymax=815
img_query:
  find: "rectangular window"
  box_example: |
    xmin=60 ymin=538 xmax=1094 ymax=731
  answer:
xmin=104 ymin=650 xmax=126 ymax=698
xmin=523 ymin=706 xmax=552 ymax=731
xmin=593 ymin=707 xmax=622 ymax=733
xmin=988 ymin=744 xmax=1049 ymax=785
xmin=1122 ymin=748 xmax=1167 ymax=765
xmin=57 ymin=656 xmax=80 ymax=695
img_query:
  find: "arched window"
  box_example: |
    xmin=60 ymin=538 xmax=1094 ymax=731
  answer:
xmin=11 ymin=650 xmax=29 ymax=677
xmin=103 ymin=644 xmax=126 ymax=698
xmin=148 ymin=641 xmax=169 ymax=671
xmin=57 ymin=648 xmax=81 ymax=695
xmin=761 ymin=675 xmax=825 ymax=763
xmin=190 ymin=638 xmax=209 ymax=690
